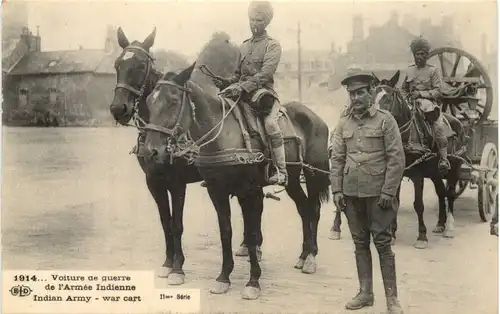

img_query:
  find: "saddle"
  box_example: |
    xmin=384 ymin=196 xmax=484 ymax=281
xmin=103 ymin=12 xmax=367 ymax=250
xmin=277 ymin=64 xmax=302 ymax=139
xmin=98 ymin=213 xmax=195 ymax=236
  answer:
xmin=193 ymin=90 xmax=305 ymax=182
xmin=411 ymin=108 xmax=463 ymax=155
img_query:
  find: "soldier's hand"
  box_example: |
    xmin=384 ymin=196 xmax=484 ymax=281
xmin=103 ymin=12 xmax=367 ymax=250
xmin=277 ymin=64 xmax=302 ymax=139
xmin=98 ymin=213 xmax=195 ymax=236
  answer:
xmin=333 ymin=192 xmax=346 ymax=211
xmin=378 ymin=193 xmax=394 ymax=210
xmin=213 ymin=77 xmax=230 ymax=90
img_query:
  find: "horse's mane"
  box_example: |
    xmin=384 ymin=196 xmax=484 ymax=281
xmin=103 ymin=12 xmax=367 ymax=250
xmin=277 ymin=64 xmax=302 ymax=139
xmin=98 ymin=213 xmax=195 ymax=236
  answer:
xmin=191 ymin=32 xmax=239 ymax=90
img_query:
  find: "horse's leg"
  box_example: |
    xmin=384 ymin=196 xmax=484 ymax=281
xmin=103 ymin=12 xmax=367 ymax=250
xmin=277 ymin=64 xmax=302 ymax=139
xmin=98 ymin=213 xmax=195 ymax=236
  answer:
xmin=302 ymin=169 xmax=323 ymax=274
xmin=167 ymin=184 xmax=187 ymax=285
xmin=431 ymin=177 xmax=448 ymax=234
xmin=443 ymin=170 xmax=458 ymax=239
xmin=206 ymin=186 xmax=234 ymax=295
xmin=391 ymin=184 xmax=402 ymax=245
xmin=329 ymin=210 xmax=342 ymax=240
xmin=240 ymin=189 xmax=264 ymax=300
xmin=145 ymin=175 xmax=173 ymax=277
xmin=285 ymin=168 xmax=312 ymax=270
xmin=412 ymin=176 xmax=428 ymax=249
xmin=235 ymin=206 xmax=249 ymax=257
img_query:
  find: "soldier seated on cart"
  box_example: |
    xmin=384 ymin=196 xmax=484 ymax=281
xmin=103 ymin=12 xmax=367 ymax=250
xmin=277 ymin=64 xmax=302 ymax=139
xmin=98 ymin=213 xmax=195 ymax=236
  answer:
xmin=402 ymin=37 xmax=454 ymax=174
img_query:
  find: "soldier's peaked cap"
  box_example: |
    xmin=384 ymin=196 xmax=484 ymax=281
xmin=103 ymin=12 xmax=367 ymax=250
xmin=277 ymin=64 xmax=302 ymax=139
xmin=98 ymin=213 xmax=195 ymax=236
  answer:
xmin=341 ymin=68 xmax=374 ymax=92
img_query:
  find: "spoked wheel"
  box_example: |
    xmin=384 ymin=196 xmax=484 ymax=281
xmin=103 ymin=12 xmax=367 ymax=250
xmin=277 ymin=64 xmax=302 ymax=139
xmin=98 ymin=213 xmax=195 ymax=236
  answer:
xmin=478 ymin=143 xmax=498 ymax=222
xmin=428 ymin=47 xmax=493 ymax=125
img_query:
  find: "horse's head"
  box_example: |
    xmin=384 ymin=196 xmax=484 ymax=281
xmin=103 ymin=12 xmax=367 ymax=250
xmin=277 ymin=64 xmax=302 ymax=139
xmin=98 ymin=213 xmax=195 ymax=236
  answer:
xmin=143 ymin=63 xmax=197 ymax=164
xmin=109 ymin=27 xmax=157 ymax=125
xmin=372 ymin=70 xmax=411 ymax=120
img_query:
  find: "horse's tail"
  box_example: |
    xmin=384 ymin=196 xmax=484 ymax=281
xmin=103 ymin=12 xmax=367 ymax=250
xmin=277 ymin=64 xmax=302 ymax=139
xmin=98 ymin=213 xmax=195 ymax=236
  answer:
xmin=284 ymin=101 xmax=331 ymax=204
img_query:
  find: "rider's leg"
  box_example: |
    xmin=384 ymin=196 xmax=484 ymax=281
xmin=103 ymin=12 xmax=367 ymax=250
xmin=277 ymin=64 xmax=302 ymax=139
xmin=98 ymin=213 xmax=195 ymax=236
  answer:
xmin=432 ymin=114 xmax=451 ymax=173
xmin=263 ymin=99 xmax=288 ymax=186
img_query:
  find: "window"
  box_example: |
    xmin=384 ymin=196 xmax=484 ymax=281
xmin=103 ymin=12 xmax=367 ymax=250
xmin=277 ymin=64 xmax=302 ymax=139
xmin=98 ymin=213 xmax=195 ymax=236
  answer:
xmin=49 ymin=88 xmax=58 ymax=104
xmin=19 ymin=88 xmax=29 ymax=108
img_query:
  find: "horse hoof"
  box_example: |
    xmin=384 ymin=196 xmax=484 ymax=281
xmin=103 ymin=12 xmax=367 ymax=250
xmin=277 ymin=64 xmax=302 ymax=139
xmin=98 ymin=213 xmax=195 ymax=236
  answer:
xmin=414 ymin=240 xmax=428 ymax=249
xmin=167 ymin=273 xmax=185 ymax=286
xmin=443 ymin=230 xmax=455 ymax=238
xmin=242 ymin=286 xmax=261 ymax=300
xmin=391 ymin=237 xmax=396 ymax=246
xmin=329 ymin=230 xmax=341 ymax=240
xmin=235 ymin=245 xmax=249 ymax=257
xmin=301 ymin=254 xmax=317 ymax=274
xmin=210 ymin=281 xmax=230 ymax=294
xmin=294 ymin=258 xmax=305 ymax=269
xmin=158 ymin=267 xmax=172 ymax=278
xmin=433 ymin=226 xmax=445 ymax=234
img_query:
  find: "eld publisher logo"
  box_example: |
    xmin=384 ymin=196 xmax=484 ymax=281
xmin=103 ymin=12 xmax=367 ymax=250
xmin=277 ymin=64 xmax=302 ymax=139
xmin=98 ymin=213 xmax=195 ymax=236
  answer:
xmin=10 ymin=285 xmax=32 ymax=297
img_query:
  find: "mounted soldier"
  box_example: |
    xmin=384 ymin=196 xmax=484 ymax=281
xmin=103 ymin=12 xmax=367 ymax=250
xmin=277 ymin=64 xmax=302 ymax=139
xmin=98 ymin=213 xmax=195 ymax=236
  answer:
xmin=402 ymin=37 xmax=452 ymax=174
xmin=208 ymin=0 xmax=287 ymax=186
xmin=330 ymin=68 xmax=405 ymax=314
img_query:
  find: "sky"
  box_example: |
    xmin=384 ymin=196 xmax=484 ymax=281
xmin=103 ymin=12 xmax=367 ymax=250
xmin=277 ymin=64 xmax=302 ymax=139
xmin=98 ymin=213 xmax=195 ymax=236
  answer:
xmin=4 ymin=0 xmax=498 ymax=59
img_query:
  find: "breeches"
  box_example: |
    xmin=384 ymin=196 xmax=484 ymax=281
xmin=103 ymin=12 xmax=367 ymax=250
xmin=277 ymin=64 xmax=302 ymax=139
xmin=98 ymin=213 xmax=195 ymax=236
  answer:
xmin=344 ymin=195 xmax=397 ymax=257
xmin=430 ymin=115 xmax=448 ymax=149
xmin=261 ymin=100 xmax=283 ymax=148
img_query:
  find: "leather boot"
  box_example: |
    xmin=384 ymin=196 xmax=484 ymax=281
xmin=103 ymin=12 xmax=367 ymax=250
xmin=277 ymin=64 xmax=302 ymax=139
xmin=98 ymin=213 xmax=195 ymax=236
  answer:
xmin=268 ymin=143 xmax=288 ymax=186
xmin=438 ymin=147 xmax=451 ymax=175
xmin=345 ymin=251 xmax=374 ymax=310
xmin=379 ymin=252 xmax=404 ymax=314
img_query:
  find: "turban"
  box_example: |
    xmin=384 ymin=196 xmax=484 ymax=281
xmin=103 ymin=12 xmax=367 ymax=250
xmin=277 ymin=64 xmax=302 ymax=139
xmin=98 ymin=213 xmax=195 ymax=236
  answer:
xmin=410 ymin=37 xmax=431 ymax=53
xmin=248 ymin=1 xmax=274 ymax=25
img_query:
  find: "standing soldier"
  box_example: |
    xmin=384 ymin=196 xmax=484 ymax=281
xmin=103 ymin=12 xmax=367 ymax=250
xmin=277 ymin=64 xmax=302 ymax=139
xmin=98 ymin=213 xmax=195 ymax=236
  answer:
xmin=329 ymin=68 xmax=405 ymax=314
xmin=207 ymin=0 xmax=287 ymax=186
xmin=402 ymin=37 xmax=454 ymax=174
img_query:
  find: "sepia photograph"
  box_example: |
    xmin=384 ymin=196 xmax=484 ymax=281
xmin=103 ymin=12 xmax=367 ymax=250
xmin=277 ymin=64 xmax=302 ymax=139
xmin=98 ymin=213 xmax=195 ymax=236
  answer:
xmin=2 ymin=0 xmax=498 ymax=313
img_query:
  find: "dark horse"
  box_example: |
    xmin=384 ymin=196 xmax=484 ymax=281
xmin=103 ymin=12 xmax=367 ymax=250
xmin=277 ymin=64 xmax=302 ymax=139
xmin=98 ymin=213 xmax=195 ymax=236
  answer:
xmin=109 ymin=27 xmax=202 ymax=285
xmin=143 ymin=62 xmax=330 ymax=299
xmin=331 ymin=71 xmax=467 ymax=249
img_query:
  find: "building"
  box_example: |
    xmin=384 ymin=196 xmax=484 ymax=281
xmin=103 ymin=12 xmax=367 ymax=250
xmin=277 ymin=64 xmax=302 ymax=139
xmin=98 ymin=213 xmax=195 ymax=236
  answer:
xmin=3 ymin=25 xmax=122 ymax=126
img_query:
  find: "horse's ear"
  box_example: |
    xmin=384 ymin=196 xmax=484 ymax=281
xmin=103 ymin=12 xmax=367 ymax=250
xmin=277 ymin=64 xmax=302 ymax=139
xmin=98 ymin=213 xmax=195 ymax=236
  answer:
xmin=174 ymin=62 xmax=196 ymax=85
xmin=389 ymin=70 xmax=400 ymax=87
xmin=117 ymin=27 xmax=130 ymax=49
xmin=142 ymin=27 xmax=156 ymax=50
xmin=371 ymin=72 xmax=380 ymax=85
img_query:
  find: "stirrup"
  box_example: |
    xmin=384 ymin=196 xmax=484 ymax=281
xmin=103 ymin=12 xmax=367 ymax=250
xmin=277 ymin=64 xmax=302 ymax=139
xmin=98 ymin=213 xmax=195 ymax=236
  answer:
xmin=269 ymin=166 xmax=288 ymax=186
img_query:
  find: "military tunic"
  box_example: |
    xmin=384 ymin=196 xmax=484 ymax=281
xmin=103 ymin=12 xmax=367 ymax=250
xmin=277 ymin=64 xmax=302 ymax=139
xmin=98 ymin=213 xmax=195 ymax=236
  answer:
xmin=329 ymin=105 xmax=405 ymax=198
xmin=401 ymin=63 xmax=443 ymax=101
xmin=228 ymin=31 xmax=281 ymax=99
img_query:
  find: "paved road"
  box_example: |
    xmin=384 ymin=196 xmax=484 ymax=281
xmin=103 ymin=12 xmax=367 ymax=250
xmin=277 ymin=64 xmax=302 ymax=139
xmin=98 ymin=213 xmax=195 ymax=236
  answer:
xmin=2 ymin=127 xmax=498 ymax=313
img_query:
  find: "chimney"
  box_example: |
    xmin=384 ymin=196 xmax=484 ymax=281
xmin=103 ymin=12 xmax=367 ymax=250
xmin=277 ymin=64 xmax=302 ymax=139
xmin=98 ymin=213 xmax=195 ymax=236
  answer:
xmin=352 ymin=15 xmax=364 ymax=41
xmin=20 ymin=27 xmax=41 ymax=52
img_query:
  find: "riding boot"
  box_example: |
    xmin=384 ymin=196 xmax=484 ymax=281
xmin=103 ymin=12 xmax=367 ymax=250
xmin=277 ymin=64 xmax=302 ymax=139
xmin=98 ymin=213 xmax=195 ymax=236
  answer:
xmin=268 ymin=133 xmax=288 ymax=186
xmin=380 ymin=252 xmax=404 ymax=314
xmin=438 ymin=147 xmax=451 ymax=174
xmin=345 ymin=250 xmax=374 ymax=310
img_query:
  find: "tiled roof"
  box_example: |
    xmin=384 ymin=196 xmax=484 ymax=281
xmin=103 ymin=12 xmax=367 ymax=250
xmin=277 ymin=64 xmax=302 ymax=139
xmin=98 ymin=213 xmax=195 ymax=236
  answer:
xmin=8 ymin=49 xmax=118 ymax=76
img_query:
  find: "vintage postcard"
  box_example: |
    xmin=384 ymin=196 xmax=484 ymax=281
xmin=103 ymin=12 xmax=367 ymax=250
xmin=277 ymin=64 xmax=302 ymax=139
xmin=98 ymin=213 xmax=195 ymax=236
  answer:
xmin=2 ymin=0 xmax=498 ymax=313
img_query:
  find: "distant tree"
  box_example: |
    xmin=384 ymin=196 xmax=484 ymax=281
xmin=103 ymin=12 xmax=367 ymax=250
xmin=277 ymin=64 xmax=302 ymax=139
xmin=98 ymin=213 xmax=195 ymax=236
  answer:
xmin=192 ymin=31 xmax=239 ymax=88
xmin=151 ymin=49 xmax=190 ymax=73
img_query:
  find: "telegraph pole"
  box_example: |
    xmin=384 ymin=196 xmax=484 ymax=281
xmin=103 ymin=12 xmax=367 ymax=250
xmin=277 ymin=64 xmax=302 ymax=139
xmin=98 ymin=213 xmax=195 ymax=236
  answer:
xmin=297 ymin=22 xmax=302 ymax=102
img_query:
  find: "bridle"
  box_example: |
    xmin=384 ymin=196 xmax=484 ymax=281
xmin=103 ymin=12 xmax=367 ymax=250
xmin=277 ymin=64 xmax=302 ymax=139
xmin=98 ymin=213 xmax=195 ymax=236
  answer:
xmin=139 ymin=77 xmax=240 ymax=162
xmin=114 ymin=45 xmax=155 ymax=125
xmin=141 ymin=79 xmax=194 ymax=137
xmin=375 ymin=84 xmax=415 ymax=136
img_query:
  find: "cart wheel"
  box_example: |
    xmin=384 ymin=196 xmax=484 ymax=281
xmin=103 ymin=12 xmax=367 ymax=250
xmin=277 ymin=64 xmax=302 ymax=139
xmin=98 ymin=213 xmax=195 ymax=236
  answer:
xmin=428 ymin=47 xmax=493 ymax=124
xmin=478 ymin=143 xmax=498 ymax=222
